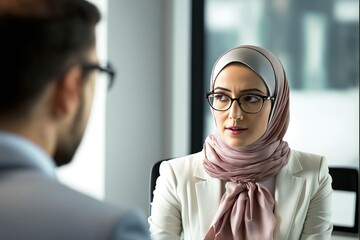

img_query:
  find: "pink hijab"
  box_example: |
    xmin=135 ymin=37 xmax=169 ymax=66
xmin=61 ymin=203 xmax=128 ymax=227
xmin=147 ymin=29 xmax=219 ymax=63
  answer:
xmin=203 ymin=45 xmax=291 ymax=240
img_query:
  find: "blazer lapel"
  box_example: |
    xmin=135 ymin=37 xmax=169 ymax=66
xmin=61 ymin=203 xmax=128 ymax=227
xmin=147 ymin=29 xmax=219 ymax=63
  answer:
xmin=193 ymin=155 xmax=222 ymax=237
xmin=274 ymin=150 xmax=305 ymax=239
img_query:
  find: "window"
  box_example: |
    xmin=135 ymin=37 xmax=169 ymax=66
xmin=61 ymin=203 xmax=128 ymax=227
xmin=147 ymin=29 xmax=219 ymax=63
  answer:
xmin=191 ymin=0 xmax=359 ymax=170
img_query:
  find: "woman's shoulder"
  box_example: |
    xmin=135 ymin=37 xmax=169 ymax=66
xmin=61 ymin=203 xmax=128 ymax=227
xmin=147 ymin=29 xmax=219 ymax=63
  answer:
xmin=290 ymin=149 xmax=323 ymax=161
xmin=290 ymin=149 xmax=324 ymax=163
xmin=288 ymin=149 xmax=329 ymax=178
xmin=163 ymin=151 xmax=204 ymax=172
xmin=158 ymin=152 xmax=205 ymax=182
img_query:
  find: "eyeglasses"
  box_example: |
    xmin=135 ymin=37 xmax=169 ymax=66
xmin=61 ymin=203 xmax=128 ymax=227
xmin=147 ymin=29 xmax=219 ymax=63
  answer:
xmin=205 ymin=92 xmax=275 ymax=114
xmin=82 ymin=62 xmax=115 ymax=90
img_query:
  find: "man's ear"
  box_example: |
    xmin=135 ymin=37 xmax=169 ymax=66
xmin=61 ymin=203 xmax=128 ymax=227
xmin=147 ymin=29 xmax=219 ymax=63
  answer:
xmin=53 ymin=65 xmax=83 ymax=118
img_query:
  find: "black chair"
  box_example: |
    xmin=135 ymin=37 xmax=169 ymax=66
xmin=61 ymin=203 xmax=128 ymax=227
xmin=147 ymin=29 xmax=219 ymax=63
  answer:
xmin=149 ymin=159 xmax=166 ymax=214
xmin=329 ymin=167 xmax=359 ymax=234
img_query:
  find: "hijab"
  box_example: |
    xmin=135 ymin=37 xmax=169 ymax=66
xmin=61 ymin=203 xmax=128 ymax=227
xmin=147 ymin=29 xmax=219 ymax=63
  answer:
xmin=203 ymin=45 xmax=291 ymax=240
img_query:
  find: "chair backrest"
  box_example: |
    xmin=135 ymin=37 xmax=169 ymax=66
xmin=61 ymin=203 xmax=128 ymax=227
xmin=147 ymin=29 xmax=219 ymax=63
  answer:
xmin=329 ymin=167 xmax=359 ymax=234
xmin=149 ymin=159 xmax=167 ymax=214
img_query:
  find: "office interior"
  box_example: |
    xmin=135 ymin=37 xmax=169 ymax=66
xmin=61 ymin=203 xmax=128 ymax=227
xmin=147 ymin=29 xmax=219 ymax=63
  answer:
xmin=56 ymin=0 xmax=359 ymax=239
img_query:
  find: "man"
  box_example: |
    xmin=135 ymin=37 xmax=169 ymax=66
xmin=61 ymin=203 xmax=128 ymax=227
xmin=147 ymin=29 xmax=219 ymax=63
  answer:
xmin=0 ymin=0 xmax=150 ymax=239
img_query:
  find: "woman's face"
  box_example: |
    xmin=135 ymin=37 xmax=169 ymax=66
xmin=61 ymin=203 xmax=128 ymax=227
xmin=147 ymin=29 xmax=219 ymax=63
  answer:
xmin=212 ymin=63 xmax=272 ymax=148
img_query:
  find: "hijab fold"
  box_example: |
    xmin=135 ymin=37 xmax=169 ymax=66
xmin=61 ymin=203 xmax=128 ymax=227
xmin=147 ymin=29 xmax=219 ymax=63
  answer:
xmin=203 ymin=45 xmax=291 ymax=240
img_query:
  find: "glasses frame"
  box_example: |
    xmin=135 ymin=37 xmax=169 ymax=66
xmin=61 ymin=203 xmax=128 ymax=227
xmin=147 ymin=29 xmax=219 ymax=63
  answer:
xmin=205 ymin=91 xmax=275 ymax=114
xmin=82 ymin=62 xmax=115 ymax=90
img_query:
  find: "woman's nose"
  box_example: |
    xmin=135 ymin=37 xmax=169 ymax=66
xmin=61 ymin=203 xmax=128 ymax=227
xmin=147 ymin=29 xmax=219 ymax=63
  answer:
xmin=228 ymin=100 xmax=243 ymax=119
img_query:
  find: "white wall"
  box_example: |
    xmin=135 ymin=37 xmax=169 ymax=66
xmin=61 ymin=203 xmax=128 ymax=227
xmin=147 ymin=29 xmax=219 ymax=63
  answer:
xmin=57 ymin=0 xmax=192 ymax=216
xmin=57 ymin=0 xmax=108 ymax=200
xmin=105 ymin=0 xmax=191 ymax=214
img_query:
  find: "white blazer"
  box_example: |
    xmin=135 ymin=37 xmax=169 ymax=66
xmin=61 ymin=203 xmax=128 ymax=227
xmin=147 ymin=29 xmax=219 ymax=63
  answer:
xmin=149 ymin=150 xmax=333 ymax=240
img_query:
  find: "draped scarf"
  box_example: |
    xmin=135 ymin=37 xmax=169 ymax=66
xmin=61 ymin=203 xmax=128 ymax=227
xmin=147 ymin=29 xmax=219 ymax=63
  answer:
xmin=203 ymin=45 xmax=291 ymax=240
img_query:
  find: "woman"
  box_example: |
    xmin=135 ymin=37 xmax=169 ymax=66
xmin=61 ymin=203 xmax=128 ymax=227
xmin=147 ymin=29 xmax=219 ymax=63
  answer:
xmin=149 ymin=45 xmax=333 ymax=239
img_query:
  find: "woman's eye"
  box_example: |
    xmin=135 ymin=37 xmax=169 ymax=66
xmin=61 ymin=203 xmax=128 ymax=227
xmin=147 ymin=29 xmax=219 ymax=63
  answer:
xmin=214 ymin=94 xmax=228 ymax=102
xmin=243 ymin=95 xmax=260 ymax=103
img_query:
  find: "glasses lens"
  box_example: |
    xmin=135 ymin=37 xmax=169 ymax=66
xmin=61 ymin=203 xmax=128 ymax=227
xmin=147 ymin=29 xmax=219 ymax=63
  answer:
xmin=239 ymin=95 xmax=264 ymax=113
xmin=208 ymin=93 xmax=231 ymax=111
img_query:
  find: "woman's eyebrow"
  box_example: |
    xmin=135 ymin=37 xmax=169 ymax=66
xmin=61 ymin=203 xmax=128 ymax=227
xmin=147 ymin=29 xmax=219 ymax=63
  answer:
xmin=213 ymin=87 xmax=267 ymax=95
xmin=213 ymin=86 xmax=231 ymax=92
xmin=240 ymin=88 xmax=267 ymax=94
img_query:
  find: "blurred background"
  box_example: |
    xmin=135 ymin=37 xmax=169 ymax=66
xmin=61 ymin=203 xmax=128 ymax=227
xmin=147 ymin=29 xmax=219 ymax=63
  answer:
xmin=203 ymin=0 xmax=359 ymax=169
xmin=56 ymin=0 xmax=359 ymax=238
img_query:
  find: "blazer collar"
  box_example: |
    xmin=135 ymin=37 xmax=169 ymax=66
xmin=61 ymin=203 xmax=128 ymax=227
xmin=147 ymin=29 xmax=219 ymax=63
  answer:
xmin=285 ymin=150 xmax=303 ymax=174
xmin=274 ymin=150 xmax=305 ymax=239
xmin=193 ymin=151 xmax=210 ymax=180
xmin=193 ymin=151 xmax=222 ymax=235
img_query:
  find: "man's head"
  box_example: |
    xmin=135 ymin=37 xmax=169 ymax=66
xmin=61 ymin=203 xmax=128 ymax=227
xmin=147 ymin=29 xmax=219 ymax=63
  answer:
xmin=0 ymin=0 xmax=101 ymax=166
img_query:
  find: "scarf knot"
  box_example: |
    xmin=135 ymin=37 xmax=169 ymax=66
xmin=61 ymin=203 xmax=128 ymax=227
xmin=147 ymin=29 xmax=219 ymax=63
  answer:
xmin=203 ymin=134 xmax=290 ymax=240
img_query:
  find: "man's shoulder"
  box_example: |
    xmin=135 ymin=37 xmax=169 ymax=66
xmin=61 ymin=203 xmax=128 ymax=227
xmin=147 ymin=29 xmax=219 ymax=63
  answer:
xmin=52 ymin=180 xmax=151 ymax=240
xmin=0 ymin=170 xmax=150 ymax=239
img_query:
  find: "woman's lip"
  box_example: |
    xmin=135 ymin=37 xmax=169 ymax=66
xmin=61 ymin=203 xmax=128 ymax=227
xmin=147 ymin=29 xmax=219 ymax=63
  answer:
xmin=226 ymin=126 xmax=247 ymax=130
xmin=225 ymin=126 xmax=248 ymax=134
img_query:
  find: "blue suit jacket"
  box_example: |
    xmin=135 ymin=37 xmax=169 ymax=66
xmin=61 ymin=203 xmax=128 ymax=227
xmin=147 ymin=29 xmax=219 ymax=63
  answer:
xmin=0 ymin=133 xmax=150 ymax=240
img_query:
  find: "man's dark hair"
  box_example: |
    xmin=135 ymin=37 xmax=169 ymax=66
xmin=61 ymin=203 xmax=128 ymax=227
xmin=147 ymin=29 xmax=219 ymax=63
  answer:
xmin=0 ymin=0 xmax=101 ymax=117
